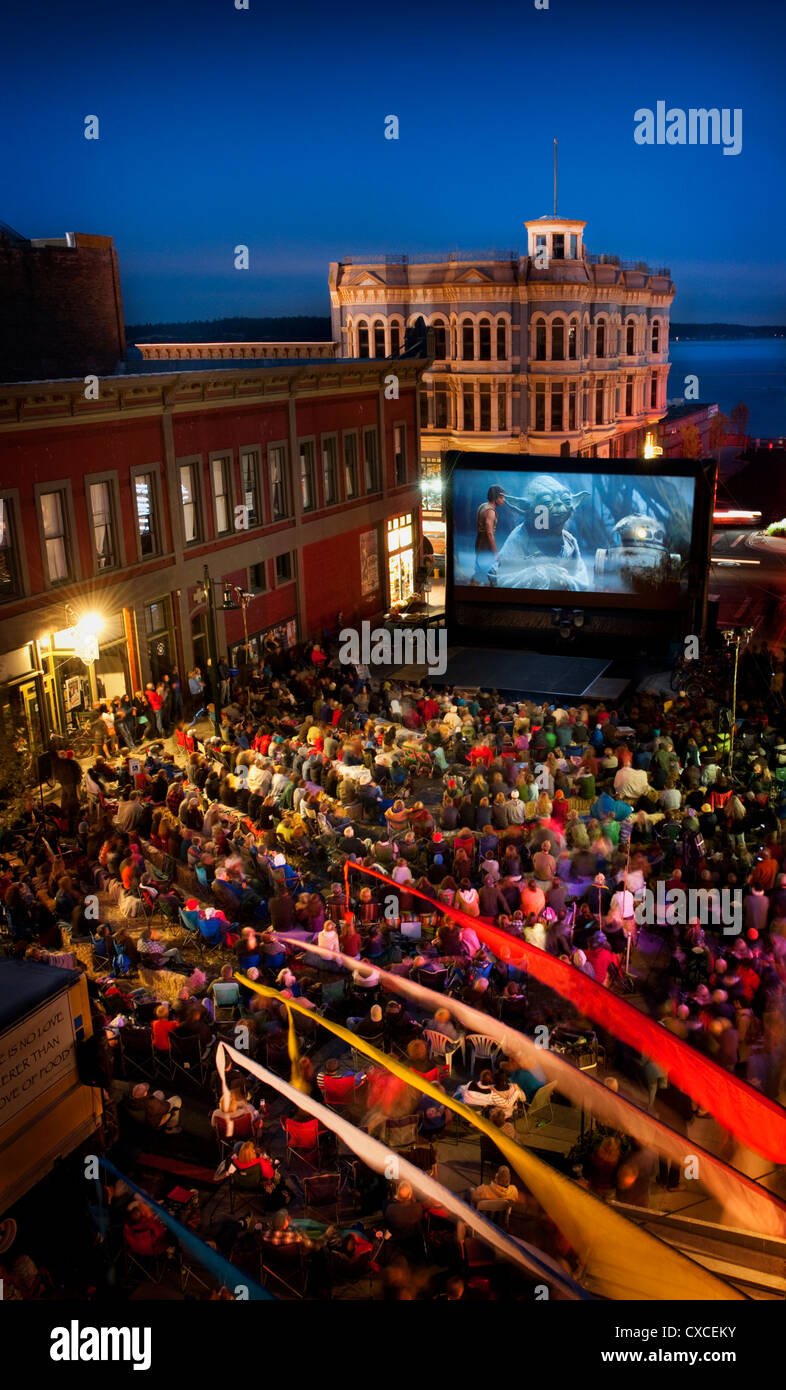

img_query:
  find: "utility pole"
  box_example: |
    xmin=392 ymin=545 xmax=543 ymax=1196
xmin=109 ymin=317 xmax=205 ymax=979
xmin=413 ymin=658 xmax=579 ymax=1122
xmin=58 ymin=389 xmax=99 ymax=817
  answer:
xmin=202 ymin=564 xmax=222 ymax=734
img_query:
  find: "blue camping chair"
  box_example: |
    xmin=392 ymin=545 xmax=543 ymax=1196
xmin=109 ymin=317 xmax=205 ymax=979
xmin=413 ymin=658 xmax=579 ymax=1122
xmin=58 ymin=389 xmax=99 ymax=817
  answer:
xmin=178 ymin=906 xmax=202 ymax=950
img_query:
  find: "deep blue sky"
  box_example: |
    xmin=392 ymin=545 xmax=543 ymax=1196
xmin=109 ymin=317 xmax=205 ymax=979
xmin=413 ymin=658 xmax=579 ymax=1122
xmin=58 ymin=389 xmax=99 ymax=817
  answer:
xmin=2 ymin=0 xmax=784 ymax=325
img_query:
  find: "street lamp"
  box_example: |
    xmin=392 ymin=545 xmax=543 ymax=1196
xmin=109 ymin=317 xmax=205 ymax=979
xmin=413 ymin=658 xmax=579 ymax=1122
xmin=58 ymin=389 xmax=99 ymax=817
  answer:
xmin=721 ymin=626 xmax=754 ymax=776
xmin=197 ymin=569 xmax=255 ymax=731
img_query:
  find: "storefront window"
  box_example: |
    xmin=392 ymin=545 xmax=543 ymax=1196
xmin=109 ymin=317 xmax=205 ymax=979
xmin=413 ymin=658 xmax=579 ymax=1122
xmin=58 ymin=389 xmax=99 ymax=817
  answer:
xmin=387 ymin=513 xmax=415 ymax=606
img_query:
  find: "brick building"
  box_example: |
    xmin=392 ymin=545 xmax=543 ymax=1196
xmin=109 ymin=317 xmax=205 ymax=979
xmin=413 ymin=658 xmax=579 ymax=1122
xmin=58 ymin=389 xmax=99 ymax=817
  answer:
xmin=0 ymin=359 xmax=422 ymax=751
xmin=0 ymin=224 xmax=126 ymax=383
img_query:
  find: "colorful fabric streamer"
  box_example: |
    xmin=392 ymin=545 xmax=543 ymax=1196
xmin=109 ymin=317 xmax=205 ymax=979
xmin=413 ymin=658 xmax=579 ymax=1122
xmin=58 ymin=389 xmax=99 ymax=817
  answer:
xmin=98 ymin=1156 xmax=272 ymax=1300
xmin=276 ymin=932 xmax=786 ymax=1241
xmin=214 ymin=1039 xmax=587 ymax=1298
xmin=235 ymin=973 xmax=743 ymax=1301
xmin=347 ymin=863 xmax=786 ymax=1165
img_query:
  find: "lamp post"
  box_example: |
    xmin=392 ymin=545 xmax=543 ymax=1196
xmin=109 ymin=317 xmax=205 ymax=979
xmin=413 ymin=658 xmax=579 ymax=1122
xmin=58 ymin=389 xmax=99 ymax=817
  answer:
xmin=200 ymin=565 xmax=223 ymax=734
xmin=198 ymin=570 xmax=253 ymax=731
xmin=721 ymin=626 xmax=754 ymax=778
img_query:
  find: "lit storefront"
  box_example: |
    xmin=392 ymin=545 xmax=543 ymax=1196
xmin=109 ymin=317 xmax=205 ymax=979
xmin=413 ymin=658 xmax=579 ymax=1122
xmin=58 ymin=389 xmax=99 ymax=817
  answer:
xmin=0 ymin=644 xmax=48 ymax=755
xmin=420 ymin=454 xmax=446 ymax=579
xmin=386 ymin=513 xmax=415 ymax=606
xmin=33 ymin=608 xmax=139 ymax=738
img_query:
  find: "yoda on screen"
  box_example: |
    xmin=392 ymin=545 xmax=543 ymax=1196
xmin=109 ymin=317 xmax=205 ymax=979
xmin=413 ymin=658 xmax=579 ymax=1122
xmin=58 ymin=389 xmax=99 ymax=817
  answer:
xmin=489 ymin=475 xmax=590 ymax=590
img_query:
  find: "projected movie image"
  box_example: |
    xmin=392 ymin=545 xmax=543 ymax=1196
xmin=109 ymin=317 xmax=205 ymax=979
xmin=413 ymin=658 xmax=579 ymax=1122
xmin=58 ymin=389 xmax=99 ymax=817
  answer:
xmin=453 ymin=470 xmax=696 ymax=597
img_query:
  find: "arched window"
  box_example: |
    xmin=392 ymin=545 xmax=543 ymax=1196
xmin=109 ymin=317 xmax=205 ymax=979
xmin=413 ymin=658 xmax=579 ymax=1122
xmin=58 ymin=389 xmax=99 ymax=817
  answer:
xmin=596 ymin=321 xmax=606 ymax=358
xmin=568 ymin=319 xmax=578 ymax=361
xmin=551 ymin=319 xmax=565 ymax=361
xmin=390 ymin=321 xmax=401 ymax=355
xmin=479 ymin=318 xmax=491 ymax=361
xmin=462 ymin=320 xmax=475 ymax=360
xmin=651 ymin=320 xmax=660 ymax=353
xmin=357 ymin=323 xmax=369 ymax=358
xmin=373 ymin=321 xmax=386 ymax=357
xmin=432 ymin=319 xmax=446 ymax=359
xmin=496 ymin=320 xmax=507 ymax=360
xmin=534 ymin=319 xmax=547 ymax=361
xmin=583 ymin=324 xmax=589 ymax=358
xmin=626 ymin=321 xmax=635 ymax=355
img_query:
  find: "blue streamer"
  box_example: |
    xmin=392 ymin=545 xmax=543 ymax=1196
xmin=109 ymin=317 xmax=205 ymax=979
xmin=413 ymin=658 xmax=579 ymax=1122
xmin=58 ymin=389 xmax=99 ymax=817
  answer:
xmin=99 ymin=1156 xmax=274 ymax=1301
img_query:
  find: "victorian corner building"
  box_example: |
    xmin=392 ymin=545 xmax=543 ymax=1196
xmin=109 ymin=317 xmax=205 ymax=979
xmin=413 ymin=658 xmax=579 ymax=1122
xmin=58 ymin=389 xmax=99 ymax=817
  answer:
xmin=329 ymin=214 xmax=675 ymax=526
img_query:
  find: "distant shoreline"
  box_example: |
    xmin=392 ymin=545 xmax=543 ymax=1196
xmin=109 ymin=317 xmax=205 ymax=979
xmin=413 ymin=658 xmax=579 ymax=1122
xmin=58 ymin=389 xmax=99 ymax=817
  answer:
xmin=671 ymin=325 xmax=786 ymax=341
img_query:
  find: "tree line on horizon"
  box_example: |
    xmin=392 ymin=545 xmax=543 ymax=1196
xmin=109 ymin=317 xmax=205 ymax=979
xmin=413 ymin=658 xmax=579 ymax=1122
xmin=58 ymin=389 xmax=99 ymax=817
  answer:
xmin=125 ymin=315 xmax=333 ymax=343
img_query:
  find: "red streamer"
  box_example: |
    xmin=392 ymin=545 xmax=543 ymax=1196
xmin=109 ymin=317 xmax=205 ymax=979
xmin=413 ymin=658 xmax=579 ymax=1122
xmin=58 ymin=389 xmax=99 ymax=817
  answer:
xmin=348 ymin=862 xmax=786 ymax=1163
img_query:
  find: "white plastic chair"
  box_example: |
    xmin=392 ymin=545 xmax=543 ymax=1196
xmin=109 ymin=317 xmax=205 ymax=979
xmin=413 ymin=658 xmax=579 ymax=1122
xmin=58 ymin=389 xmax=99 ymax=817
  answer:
xmin=424 ymin=1029 xmax=464 ymax=1076
xmin=466 ymin=1033 xmax=501 ymax=1076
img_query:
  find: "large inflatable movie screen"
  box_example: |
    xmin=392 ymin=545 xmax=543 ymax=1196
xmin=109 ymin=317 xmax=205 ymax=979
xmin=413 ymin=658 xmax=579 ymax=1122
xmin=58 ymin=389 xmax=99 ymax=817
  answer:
xmin=452 ymin=468 xmax=696 ymax=599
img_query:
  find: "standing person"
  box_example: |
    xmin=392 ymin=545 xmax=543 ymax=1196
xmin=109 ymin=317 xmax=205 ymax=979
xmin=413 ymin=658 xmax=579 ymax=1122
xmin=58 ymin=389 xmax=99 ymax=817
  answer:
xmin=170 ymin=669 xmax=184 ymax=724
xmin=187 ymin=668 xmax=205 ymax=720
xmin=113 ymin=697 xmax=134 ymax=750
xmin=145 ymin=683 xmax=164 ymax=738
xmin=159 ymin=679 xmax=173 ymax=737
xmin=473 ymin=485 xmax=506 ymax=585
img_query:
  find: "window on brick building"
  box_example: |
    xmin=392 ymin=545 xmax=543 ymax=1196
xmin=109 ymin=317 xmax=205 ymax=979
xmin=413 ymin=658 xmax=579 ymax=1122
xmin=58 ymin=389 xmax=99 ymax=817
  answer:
xmin=275 ymin=552 xmax=293 ymax=584
xmin=435 ymin=388 xmax=448 ymax=430
xmin=626 ymin=322 xmax=635 ymax=355
xmin=249 ymin=561 xmax=267 ymax=593
xmin=269 ymin=445 xmax=291 ymax=521
xmin=651 ymin=372 xmax=658 ymax=408
xmin=211 ymin=456 xmax=232 ymax=535
xmin=568 ymin=319 xmax=578 ymax=360
xmin=0 ymin=497 xmax=20 ymax=598
xmin=462 ymin=386 xmax=474 ymax=431
xmin=179 ymin=464 xmax=201 ymax=544
xmin=240 ymin=450 xmax=260 ymax=528
xmin=626 ymin=375 xmax=634 ymax=415
xmin=321 ymin=436 xmax=338 ymax=505
xmin=364 ymin=428 xmax=380 ymax=493
xmin=462 ymin=320 xmax=474 ymax=360
xmin=496 ymin=321 xmax=507 ymax=360
xmin=595 ymin=379 xmax=605 ymax=426
xmin=133 ymin=472 xmax=160 ymax=557
xmin=596 ymin=321 xmax=606 ymax=358
xmin=40 ymin=489 xmax=71 ymax=583
xmin=552 ymin=320 xmax=565 ymax=361
xmin=88 ymin=480 xmax=117 ymax=570
xmin=432 ymin=320 xmax=447 ymax=360
xmin=568 ymin=383 xmax=577 ymax=430
xmin=552 ymin=233 xmax=565 ymax=260
xmin=299 ymin=440 xmax=316 ymax=512
xmin=343 ymin=434 xmax=359 ymax=498
xmin=550 ymin=384 xmax=563 ymax=432
xmin=497 ymin=384 xmax=507 ymax=431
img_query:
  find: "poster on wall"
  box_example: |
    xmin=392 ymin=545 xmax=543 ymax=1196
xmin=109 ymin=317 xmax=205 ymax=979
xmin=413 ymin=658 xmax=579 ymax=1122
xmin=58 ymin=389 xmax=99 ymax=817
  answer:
xmin=360 ymin=529 xmax=379 ymax=600
xmin=64 ymin=677 xmax=83 ymax=711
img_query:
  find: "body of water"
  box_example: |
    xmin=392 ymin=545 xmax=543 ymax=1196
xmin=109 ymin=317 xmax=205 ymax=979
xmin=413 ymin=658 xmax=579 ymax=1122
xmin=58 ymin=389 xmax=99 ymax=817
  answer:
xmin=668 ymin=338 xmax=786 ymax=438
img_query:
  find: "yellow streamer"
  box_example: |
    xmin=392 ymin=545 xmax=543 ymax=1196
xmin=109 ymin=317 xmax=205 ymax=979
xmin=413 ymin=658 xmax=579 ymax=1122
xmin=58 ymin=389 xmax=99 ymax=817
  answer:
xmin=236 ymin=973 xmax=744 ymax=1301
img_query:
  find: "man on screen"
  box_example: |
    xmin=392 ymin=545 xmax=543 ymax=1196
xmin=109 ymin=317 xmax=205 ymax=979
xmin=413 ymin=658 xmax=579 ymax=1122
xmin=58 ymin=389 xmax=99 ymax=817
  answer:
xmin=473 ymin=485 xmax=506 ymax=583
xmin=494 ymin=474 xmax=590 ymax=590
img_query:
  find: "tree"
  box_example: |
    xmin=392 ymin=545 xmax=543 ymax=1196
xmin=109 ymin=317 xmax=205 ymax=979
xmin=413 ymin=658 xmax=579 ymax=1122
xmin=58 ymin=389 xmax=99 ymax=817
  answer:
xmin=0 ymin=711 xmax=32 ymax=832
xmin=709 ymin=411 xmax=729 ymax=467
xmin=730 ymin=402 xmax=750 ymax=438
xmin=679 ymin=424 xmax=703 ymax=459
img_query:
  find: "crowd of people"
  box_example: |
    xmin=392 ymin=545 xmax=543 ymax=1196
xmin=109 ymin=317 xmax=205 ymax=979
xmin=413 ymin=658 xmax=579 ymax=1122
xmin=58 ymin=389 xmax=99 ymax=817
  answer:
xmin=2 ymin=626 xmax=786 ymax=1298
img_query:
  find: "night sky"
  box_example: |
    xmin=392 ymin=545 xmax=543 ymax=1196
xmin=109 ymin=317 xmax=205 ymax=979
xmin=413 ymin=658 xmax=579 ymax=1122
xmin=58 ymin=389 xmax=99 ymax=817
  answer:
xmin=2 ymin=0 xmax=784 ymax=325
